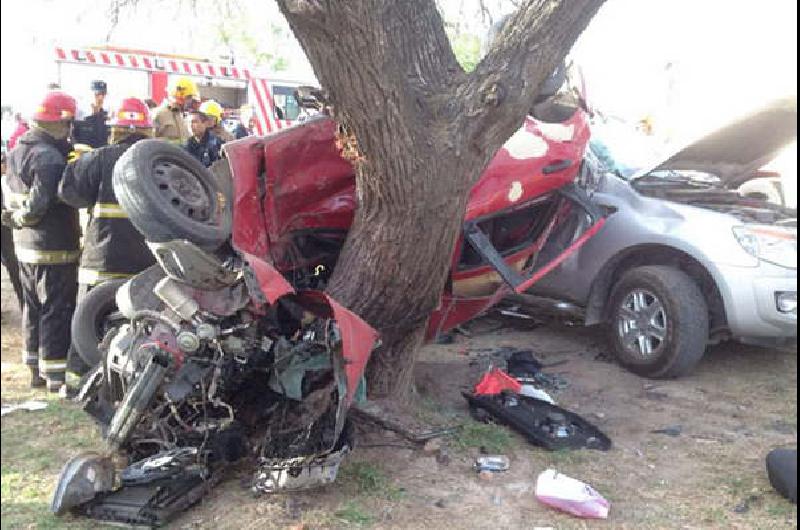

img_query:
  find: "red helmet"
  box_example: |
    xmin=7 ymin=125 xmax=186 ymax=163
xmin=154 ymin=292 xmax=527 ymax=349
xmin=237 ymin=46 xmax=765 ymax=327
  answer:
xmin=32 ymin=91 xmax=77 ymax=122
xmin=110 ymin=97 xmax=152 ymax=128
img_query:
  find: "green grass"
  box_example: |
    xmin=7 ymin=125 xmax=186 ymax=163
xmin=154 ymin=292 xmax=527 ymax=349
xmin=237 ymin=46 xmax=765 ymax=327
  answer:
xmin=1 ymin=364 xmax=115 ymax=530
xmin=338 ymin=461 xmax=404 ymax=501
xmin=450 ymin=420 xmax=512 ymax=454
xmin=334 ymin=500 xmax=374 ymax=526
xmin=540 ymin=447 xmax=589 ymax=468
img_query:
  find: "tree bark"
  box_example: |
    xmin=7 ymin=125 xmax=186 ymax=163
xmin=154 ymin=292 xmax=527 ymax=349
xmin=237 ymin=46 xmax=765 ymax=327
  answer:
xmin=277 ymin=0 xmax=604 ymax=399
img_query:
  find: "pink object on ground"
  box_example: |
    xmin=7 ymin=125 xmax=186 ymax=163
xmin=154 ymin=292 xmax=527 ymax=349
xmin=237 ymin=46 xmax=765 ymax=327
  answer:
xmin=535 ymin=469 xmax=610 ymax=519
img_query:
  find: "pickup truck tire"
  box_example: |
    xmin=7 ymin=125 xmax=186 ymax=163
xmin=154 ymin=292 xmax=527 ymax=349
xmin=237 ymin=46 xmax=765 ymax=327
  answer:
xmin=71 ymin=279 xmax=127 ymax=368
xmin=607 ymin=266 xmax=708 ymax=378
xmin=113 ymin=139 xmax=231 ymax=250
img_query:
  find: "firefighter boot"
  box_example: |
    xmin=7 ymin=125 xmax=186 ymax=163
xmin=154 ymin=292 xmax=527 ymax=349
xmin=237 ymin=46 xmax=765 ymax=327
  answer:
xmin=58 ymin=371 xmax=84 ymax=401
xmin=29 ymin=366 xmax=46 ymax=389
xmin=46 ymin=373 xmax=66 ymax=394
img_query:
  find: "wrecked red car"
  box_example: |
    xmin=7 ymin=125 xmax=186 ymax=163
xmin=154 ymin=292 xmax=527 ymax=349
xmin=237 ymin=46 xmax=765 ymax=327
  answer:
xmin=53 ymin=77 xmax=604 ymax=525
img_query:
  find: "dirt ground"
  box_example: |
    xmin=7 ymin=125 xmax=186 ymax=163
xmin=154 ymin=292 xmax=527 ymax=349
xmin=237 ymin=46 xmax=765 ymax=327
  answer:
xmin=1 ymin=271 xmax=797 ymax=529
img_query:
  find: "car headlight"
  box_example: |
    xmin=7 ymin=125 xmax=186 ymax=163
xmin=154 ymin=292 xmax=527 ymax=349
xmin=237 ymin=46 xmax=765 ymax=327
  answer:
xmin=733 ymin=225 xmax=797 ymax=269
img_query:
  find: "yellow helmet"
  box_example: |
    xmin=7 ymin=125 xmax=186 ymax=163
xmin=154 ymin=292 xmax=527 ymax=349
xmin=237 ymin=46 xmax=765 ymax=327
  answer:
xmin=199 ymin=99 xmax=223 ymax=122
xmin=169 ymin=76 xmax=199 ymax=100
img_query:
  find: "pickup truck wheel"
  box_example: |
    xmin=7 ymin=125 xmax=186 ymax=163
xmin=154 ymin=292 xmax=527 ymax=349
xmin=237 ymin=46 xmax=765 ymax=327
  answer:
xmin=71 ymin=279 xmax=128 ymax=368
xmin=113 ymin=139 xmax=231 ymax=250
xmin=607 ymin=266 xmax=708 ymax=378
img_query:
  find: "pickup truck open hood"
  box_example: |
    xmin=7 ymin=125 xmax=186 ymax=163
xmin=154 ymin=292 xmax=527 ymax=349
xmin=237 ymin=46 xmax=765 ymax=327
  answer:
xmin=630 ymin=96 xmax=797 ymax=185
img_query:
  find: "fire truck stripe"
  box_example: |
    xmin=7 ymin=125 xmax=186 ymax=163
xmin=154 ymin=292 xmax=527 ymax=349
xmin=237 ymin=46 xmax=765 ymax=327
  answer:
xmin=243 ymin=70 xmax=265 ymax=135
xmin=183 ymin=62 xmax=191 ymax=74
xmin=195 ymin=63 xmax=203 ymax=75
xmin=101 ymin=53 xmax=110 ymax=64
xmin=115 ymin=54 xmax=124 ymax=66
xmin=208 ymin=65 xmax=216 ymax=76
xmin=249 ymin=78 xmax=271 ymax=134
xmin=56 ymin=48 xmax=66 ymax=60
xmin=71 ymin=50 xmax=80 ymax=60
xmin=169 ymin=60 xmax=178 ymax=72
xmin=231 ymin=67 xmax=239 ymax=79
xmin=261 ymin=79 xmax=282 ymax=131
xmin=129 ymin=55 xmax=138 ymax=68
xmin=143 ymin=57 xmax=152 ymax=69
xmin=86 ymin=51 xmax=96 ymax=63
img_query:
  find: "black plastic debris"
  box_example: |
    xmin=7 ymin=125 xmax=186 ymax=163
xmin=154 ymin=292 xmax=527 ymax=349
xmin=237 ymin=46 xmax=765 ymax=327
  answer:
xmin=504 ymin=350 xmax=569 ymax=390
xmin=464 ymin=391 xmax=611 ymax=451
xmin=506 ymin=350 xmax=544 ymax=377
xmin=766 ymin=449 xmax=797 ymax=504
xmin=82 ymin=470 xmax=223 ymax=527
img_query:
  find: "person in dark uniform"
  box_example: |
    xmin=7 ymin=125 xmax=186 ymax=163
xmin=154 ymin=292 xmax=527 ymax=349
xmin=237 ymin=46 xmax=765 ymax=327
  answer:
xmin=184 ymin=110 xmax=223 ymax=167
xmin=1 ymin=91 xmax=80 ymax=392
xmin=72 ymin=80 xmax=109 ymax=148
xmin=58 ymin=97 xmax=157 ymax=381
xmin=1 ymin=151 xmax=24 ymax=309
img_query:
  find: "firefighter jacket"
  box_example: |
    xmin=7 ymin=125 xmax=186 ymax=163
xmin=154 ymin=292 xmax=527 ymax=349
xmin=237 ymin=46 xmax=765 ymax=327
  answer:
xmin=73 ymin=109 xmax=109 ymax=148
xmin=153 ymin=104 xmax=190 ymax=144
xmin=58 ymin=133 xmax=155 ymax=285
xmin=3 ymin=129 xmax=80 ymax=265
xmin=185 ymin=130 xmax=223 ymax=168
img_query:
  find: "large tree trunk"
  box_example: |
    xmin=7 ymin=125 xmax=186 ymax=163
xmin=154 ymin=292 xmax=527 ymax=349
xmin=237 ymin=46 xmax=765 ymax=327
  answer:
xmin=278 ymin=0 xmax=604 ymax=399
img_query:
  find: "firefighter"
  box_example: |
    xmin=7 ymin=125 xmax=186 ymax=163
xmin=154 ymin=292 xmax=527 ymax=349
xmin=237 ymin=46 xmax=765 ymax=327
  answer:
xmin=72 ymin=80 xmax=109 ymax=148
xmin=1 ymin=151 xmax=23 ymax=310
xmin=198 ymin=100 xmax=235 ymax=143
xmin=1 ymin=91 xmax=80 ymax=392
xmin=58 ymin=97 xmax=157 ymax=380
xmin=153 ymin=76 xmax=200 ymax=144
xmin=184 ymin=110 xmax=223 ymax=167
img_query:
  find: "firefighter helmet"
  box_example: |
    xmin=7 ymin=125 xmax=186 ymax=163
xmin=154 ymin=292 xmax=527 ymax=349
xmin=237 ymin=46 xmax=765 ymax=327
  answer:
xmin=32 ymin=91 xmax=77 ymax=122
xmin=109 ymin=97 xmax=152 ymax=128
xmin=169 ymin=76 xmax=199 ymax=100
xmin=198 ymin=100 xmax=223 ymax=123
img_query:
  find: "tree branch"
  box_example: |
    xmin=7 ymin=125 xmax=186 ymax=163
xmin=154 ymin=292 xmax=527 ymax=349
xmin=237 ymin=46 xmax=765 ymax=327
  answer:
xmin=457 ymin=0 xmax=605 ymax=156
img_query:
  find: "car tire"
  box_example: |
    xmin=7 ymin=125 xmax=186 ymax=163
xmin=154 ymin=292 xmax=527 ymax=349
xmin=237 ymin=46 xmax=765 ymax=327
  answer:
xmin=71 ymin=279 xmax=128 ymax=368
xmin=607 ymin=266 xmax=708 ymax=378
xmin=113 ymin=139 xmax=231 ymax=250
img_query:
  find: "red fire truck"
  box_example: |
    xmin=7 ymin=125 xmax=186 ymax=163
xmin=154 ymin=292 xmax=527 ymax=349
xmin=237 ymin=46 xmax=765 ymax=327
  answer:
xmin=53 ymin=45 xmax=314 ymax=135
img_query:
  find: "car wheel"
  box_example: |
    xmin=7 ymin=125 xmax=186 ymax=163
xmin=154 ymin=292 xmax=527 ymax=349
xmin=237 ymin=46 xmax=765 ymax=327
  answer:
xmin=71 ymin=279 xmax=128 ymax=368
xmin=113 ymin=139 xmax=231 ymax=250
xmin=607 ymin=266 xmax=708 ymax=378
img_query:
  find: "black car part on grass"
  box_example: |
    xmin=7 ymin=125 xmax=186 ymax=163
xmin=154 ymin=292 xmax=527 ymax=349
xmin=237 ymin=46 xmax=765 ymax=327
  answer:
xmin=464 ymin=391 xmax=611 ymax=451
xmin=82 ymin=470 xmax=224 ymax=528
xmin=766 ymin=448 xmax=797 ymax=504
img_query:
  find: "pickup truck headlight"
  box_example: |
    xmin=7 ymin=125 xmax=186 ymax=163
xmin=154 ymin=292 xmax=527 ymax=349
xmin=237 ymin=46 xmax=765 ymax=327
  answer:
xmin=733 ymin=225 xmax=797 ymax=269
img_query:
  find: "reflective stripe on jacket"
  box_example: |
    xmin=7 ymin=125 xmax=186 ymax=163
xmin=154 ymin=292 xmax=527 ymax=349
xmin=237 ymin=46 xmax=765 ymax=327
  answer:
xmin=58 ymin=134 xmax=155 ymax=279
xmin=92 ymin=202 xmax=128 ymax=218
xmin=15 ymin=248 xmax=80 ymax=264
xmin=77 ymin=267 xmax=134 ymax=285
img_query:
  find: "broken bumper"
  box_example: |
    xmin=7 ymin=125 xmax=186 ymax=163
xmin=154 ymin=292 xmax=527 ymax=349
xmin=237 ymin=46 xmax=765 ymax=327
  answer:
xmin=716 ymin=261 xmax=797 ymax=338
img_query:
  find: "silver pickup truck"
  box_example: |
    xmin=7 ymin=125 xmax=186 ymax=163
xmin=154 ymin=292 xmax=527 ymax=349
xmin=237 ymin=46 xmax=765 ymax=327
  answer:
xmin=530 ymin=97 xmax=797 ymax=378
